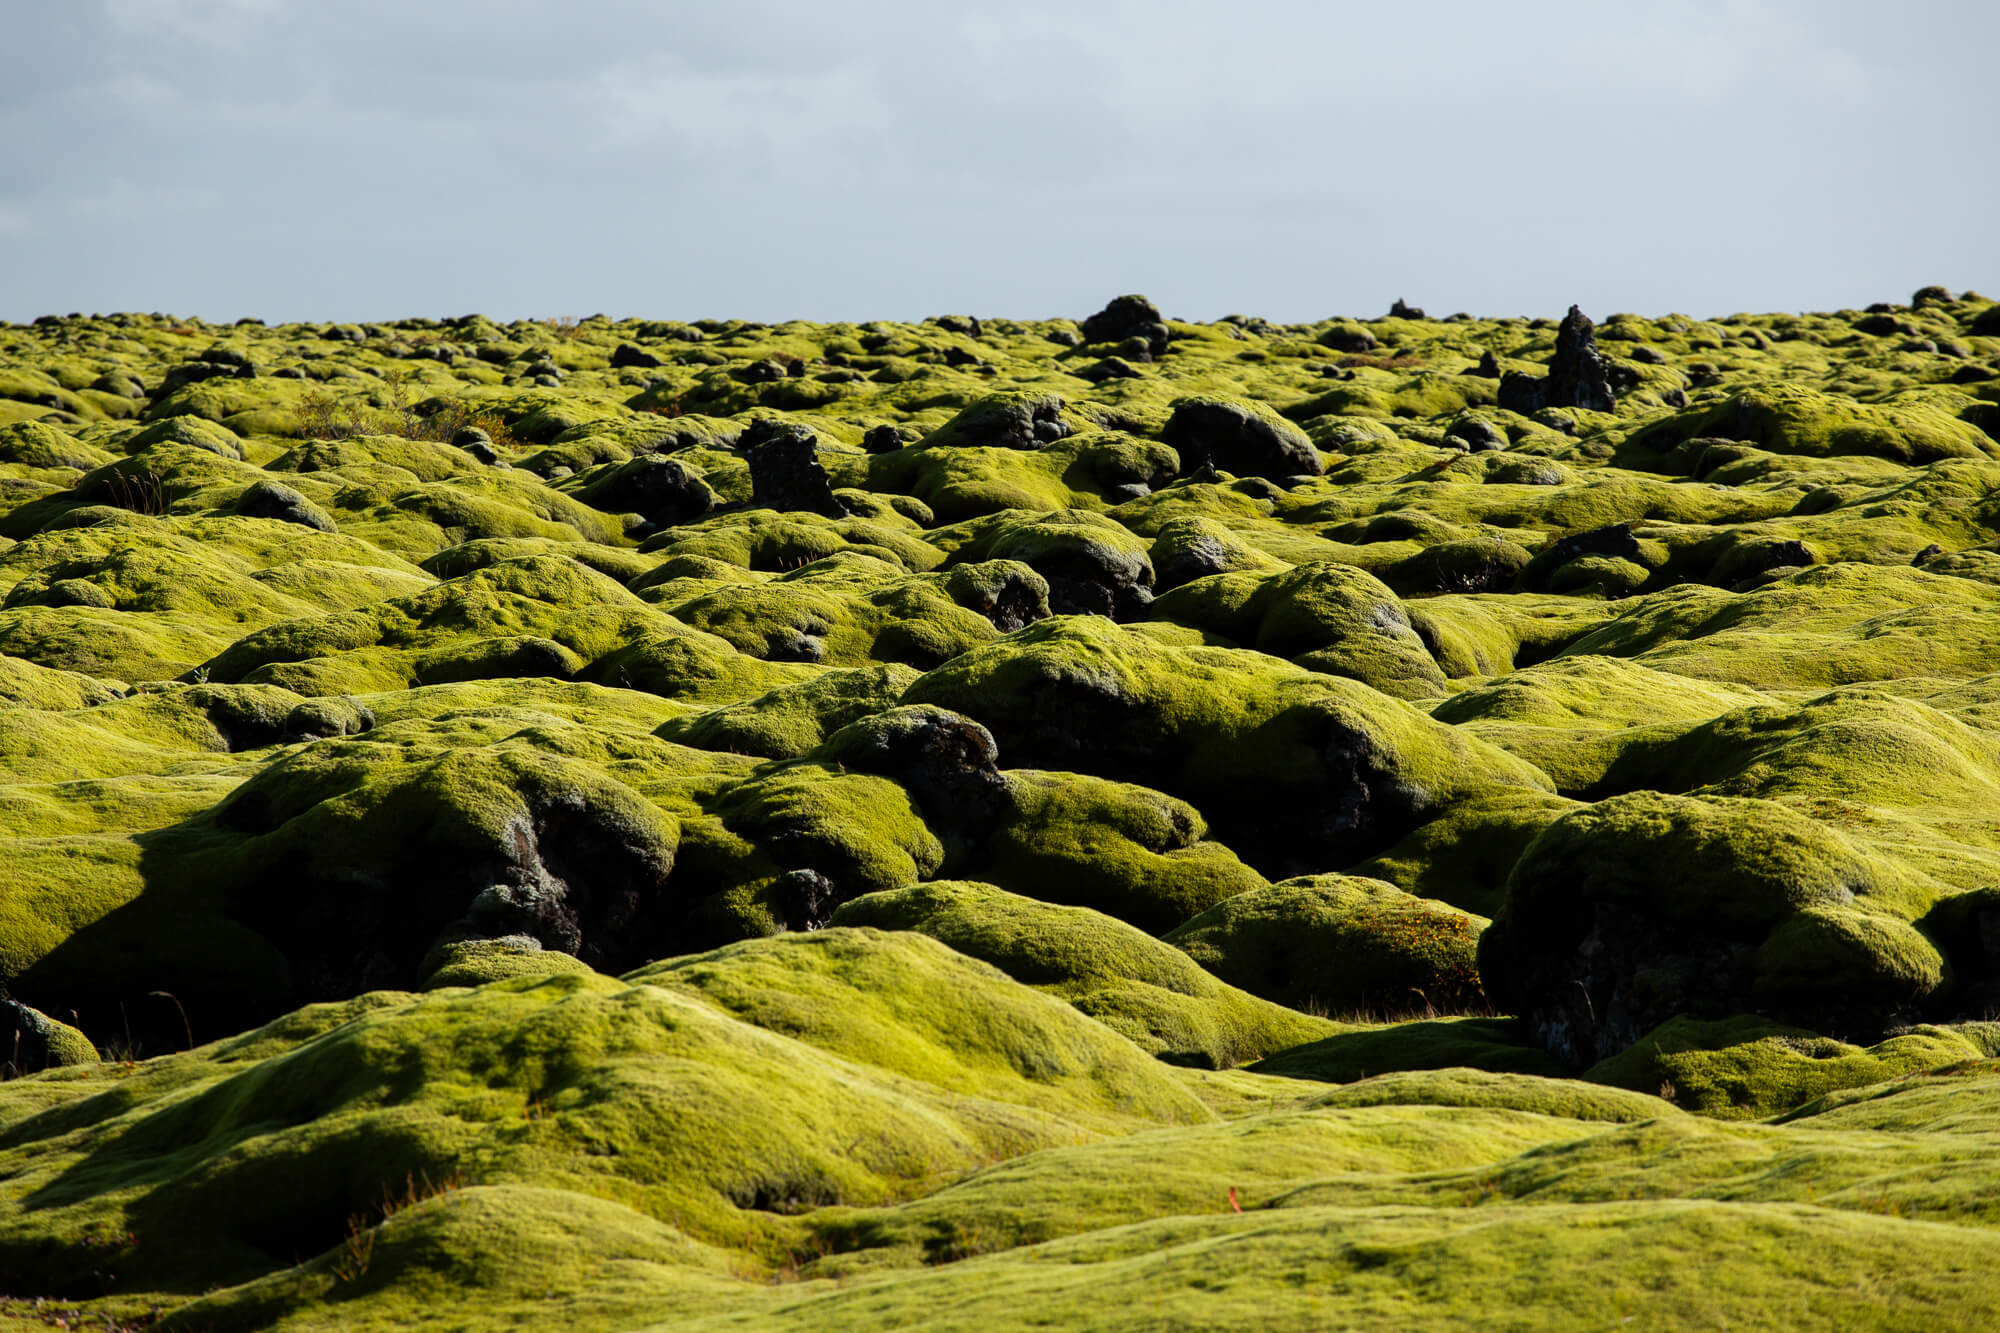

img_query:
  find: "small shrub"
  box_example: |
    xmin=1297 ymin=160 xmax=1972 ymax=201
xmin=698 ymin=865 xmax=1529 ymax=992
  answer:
xmin=296 ymin=388 xmax=378 ymax=441
xmin=406 ymin=398 xmax=520 ymax=452
xmin=297 ymin=385 xmax=517 ymax=452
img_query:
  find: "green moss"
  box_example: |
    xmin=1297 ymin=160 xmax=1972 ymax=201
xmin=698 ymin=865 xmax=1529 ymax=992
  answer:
xmin=6 ymin=957 xmax=1989 ymax=1328
xmin=122 ymin=413 xmax=247 ymax=459
xmin=792 ymin=1200 xmax=2000 ymax=1328
xmin=976 ymin=771 xmax=1267 ymax=933
xmin=0 ymin=421 xmax=115 ymax=475
xmin=2 ymin=999 xmax=99 ymax=1071
xmin=902 ymin=615 xmax=1551 ymax=873
xmin=1306 ymin=1067 xmax=1670 ymax=1122
xmin=1482 ymin=790 xmax=1952 ymax=1069
xmin=0 ymin=655 xmax=121 ymax=708
xmin=868 ymin=444 xmax=1079 ymax=524
xmin=711 ymin=763 xmax=943 ymax=904
xmin=0 ymin=933 xmax=1210 ymax=1298
xmin=1144 ymin=514 xmax=1290 ymax=589
xmin=1404 ymin=592 xmax=1618 ymax=679
xmin=1387 ymin=535 xmax=1534 ymax=595
xmin=659 ymin=665 xmax=922 ymax=759
xmin=1432 ymin=655 xmax=1768 ymax=794
xmin=644 ymin=510 xmax=941 ymax=575
xmin=418 ymin=936 xmax=597 ymax=990
xmin=1289 ymin=368 xmax=1498 ymax=422
xmin=1 ymin=302 xmax=1999 ymax=1327
xmin=793 ymin=1103 xmax=1610 ymax=1277
xmin=1165 ymin=875 xmax=1487 ymax=1016
xmin=0 ymin=514 xmax=431 ymax=680
xmin=652 ymin=556 xmax=1041 ymax=672
xmin=828 ymin=881 xmax=1331 ymax=1068
xmin=193 ymin=553 xmax=794 ymax=701
xmin=0 ymin=714 xmax=708 ymax=1033
xmin=1248 ymin=1017 xmax=1564 ymax=1082
xmin=558 ymin=454 xmax=720 ymax=521
xmin=163 ymin=1183 xmax=747 ymax=1333
xmin=937 ymin=508 xmax=1154 ymax=615
xmin=1585 ymin=1015 xmax=1988 ymax=1119
xmin=1775 ymin=1052 xmax=2000 ymax=1130
xmin=1561 ymin=562 xmax=2000 ymax=690
xmin=420 ymin=536 xmax=660 ymax=585
xmin=1579 ymin=687 xmax=2000 ymax=892
xmin=1348 ymin=788 xmax=1580 ymax=918
xmin=1149 ymin=562 xmax=1447 ymax=699
xmin=1629 ymin=383 xmax=1999 ymax=464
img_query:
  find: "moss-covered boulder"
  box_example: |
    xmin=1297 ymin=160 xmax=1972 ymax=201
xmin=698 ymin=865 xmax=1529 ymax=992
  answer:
xmin=0 ymin=932 xmax=1211 ymax=1299
xmin=1146 ymin=514 xmax=1290 ymax=590
xmin=830 ymin=880 xmax=1332 ymax=1067
xmin=416 ymin=934 xmax=596 ymax=990
xmin=47 ymin=731 xmax=695 ymax=1025
xmin=976 ymin=770 xmax=1267 ymax=933
xmin=1166 ymin=875 xmax=1486 ymax=1017
xmin=1 ymin=997 xmax=99 ymax=1072
xmin=1630 ymin=383 xmax=2000 ymax=465
xmin=952 ymin=509 xmax=1155 ymax=618
xmin=560 ymin=454 xmax=716 ymax=527
xmin=1480 ymin=792 xmax=1950 ymax=1068
xmin=1149 ymin=561 xmax=1447 ymax=699
xmin=1161 ymin=396 xmax=1322 ymax=481
xmin=903 ymin=615 xmax=1551 ymax=875
xmin=916 ymin=391 xmax=1075 ymax=451
xmin=659 ymin=664 xmax=921 ymax=759
xmin=1584 ymin=1014 xmax=1993 ymax=1119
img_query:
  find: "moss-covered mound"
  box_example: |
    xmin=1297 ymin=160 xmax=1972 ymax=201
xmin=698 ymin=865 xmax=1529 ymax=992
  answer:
xmin=1166 ymin=874 xmax=1487 ymax=1016
xmin=829 ymin=880 xmax=1333 ymax=1067
xmin=2 ymin=292 xmax=1998 ymax=1325
xmin=7 ymin=957 xmax=2000 ymax=1329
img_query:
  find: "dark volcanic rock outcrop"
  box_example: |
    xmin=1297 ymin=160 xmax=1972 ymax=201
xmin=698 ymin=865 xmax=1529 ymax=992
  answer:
xmin=1080 ymin=294 xmax=1170 ymax=358
xmin=1499 ymin=305 xmax=1617 ymax=413
xmin=573 ymin=455 xmax=717 ymax=528
xmin=748 ymin=427 xmax=848 ymax=517
xmin=1162 ymin=398 xmax=1323 ymax=482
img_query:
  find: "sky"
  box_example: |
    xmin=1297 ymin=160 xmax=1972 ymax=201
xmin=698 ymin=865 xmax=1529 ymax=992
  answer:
xmin=1 ymin=0 xmax=1994 ymax=325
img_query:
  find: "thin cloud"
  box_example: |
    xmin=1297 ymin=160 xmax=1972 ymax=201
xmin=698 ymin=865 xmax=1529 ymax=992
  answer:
xmin=590 ymin=58 xmax=892 ymax=167
xmin=0 ymin=1 xmax=1991 ymax=322
xmin=68 ymin=181 xmax=221 ymax=221
xmin=1565 ymin=5 xmax=1872 ymax=102
xmin=102 ymin=0 xmax=291 ymax=45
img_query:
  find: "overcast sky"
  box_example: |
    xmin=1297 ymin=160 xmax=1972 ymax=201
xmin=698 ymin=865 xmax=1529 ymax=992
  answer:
xmin=2 ymin=1 xmax=1993 ymax=325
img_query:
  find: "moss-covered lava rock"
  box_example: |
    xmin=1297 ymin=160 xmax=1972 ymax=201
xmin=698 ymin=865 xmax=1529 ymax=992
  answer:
xmin=2 ymin=291 xmax=1999 ymax=1327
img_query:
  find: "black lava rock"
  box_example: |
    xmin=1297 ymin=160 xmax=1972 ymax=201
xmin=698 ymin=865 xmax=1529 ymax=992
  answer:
xmin=1445 ymin=417 xmax=1508 ymax=452
xmin=1499 ymin=305 xmax=1616 ymax=414
xmin=1080 ymin=295 xmax=1170 ymax=357
xmin=749 ymin=432 xmax=848 ymax=518
xmin=1320 ymin=326 xmax=1379 ymax=354
xmin=577 ymin=455 xmax=716 ymax=527
xmin=611 ymin=343 xmax=666 ymax=369
xmin=1162 ymin=399 xmax=1323 ymax=481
